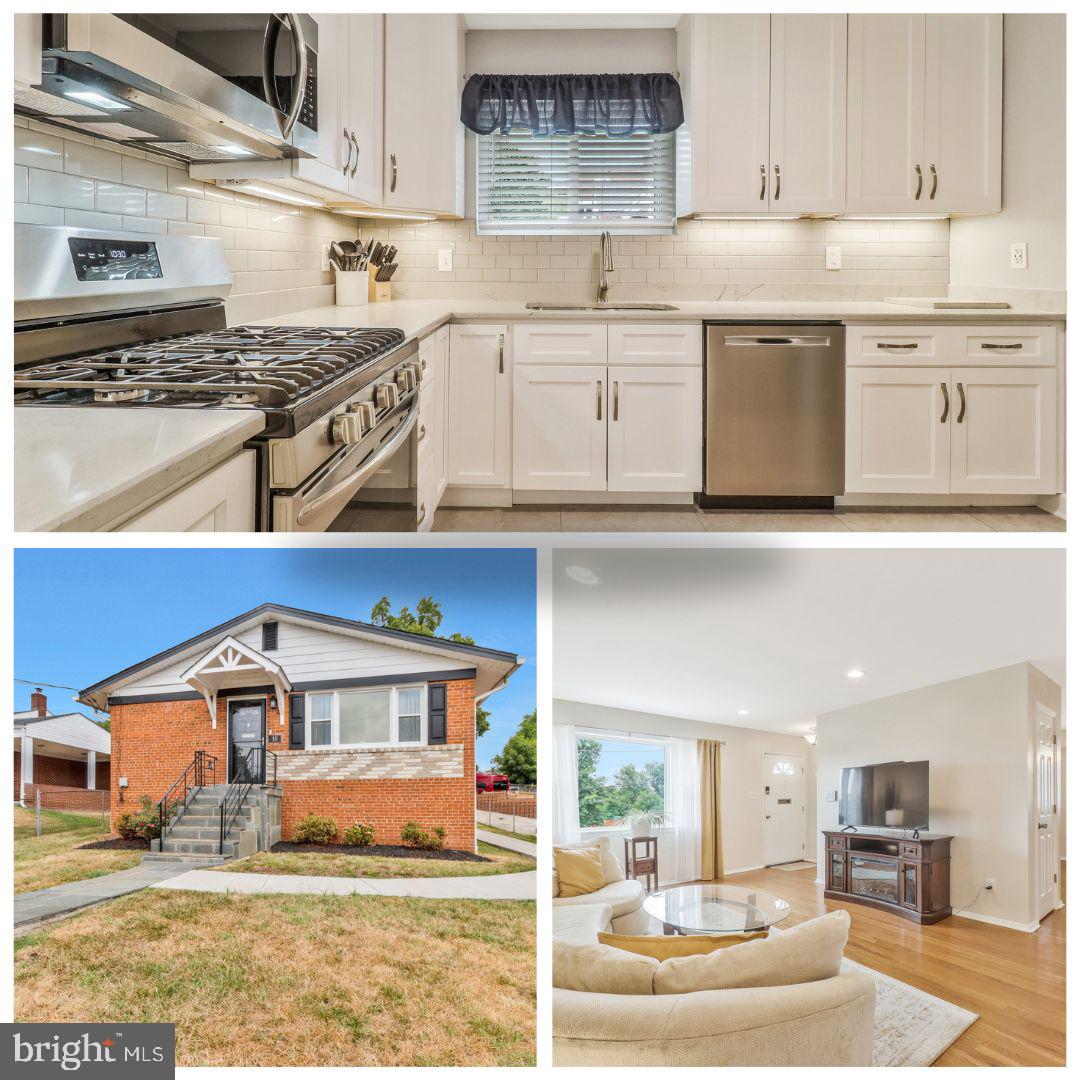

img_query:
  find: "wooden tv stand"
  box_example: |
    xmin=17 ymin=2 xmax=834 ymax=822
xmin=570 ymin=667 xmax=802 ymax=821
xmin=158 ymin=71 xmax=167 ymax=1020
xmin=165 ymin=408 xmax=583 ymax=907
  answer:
xmin=823 ymin=830 xmax=953 ymax=924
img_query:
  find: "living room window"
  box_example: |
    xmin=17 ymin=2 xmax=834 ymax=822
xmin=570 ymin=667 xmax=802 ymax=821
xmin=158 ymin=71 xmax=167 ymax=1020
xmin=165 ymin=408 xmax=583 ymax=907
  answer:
xmin=476 ymin=130 xmax=676 ymax=235
xmin=305 ymin=687 xmax=426 ymax=748
xmin=575 ymin=731 xmax=668 ymax=828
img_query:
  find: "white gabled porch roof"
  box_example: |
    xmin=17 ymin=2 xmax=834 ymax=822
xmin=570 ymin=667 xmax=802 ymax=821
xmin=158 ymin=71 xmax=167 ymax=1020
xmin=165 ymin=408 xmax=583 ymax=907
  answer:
xmin=180 ymin=636 xmax=292 ymax=727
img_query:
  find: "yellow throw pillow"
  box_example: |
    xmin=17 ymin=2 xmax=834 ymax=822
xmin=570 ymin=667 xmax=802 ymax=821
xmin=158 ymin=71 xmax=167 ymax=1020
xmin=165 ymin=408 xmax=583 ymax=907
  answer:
xmin=599 ymin=930 xmax=768 ymax=960
xmin=554 ymin=844 xmax=607 ymax=897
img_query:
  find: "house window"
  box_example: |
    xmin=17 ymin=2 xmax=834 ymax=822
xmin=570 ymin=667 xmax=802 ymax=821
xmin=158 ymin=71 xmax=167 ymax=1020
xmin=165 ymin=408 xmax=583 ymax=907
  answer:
xmin=306 ymin=686 xmax=426 ymax=749
xmin=476 ymin=130 xmax=676 ymax=235
xmin=773 ymin=762 xmax=795 ymax=776
xmin=575 ymin=731 xmax=668 ymax=829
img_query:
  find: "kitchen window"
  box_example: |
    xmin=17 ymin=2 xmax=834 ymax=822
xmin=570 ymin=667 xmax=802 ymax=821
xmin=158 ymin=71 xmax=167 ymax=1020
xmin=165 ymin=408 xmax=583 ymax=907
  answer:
xmin=476 ymin=130 xmax=677 ymax=235
xmin=575 ymin=731 xmax=668 ymax=829
xmin=306 ymin=687 xmax=426 ymax=748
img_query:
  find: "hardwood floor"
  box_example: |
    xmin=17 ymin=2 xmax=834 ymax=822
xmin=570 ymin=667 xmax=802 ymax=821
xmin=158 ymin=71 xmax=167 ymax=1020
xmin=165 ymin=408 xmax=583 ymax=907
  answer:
xmin=708 ymin=863 xmax=1066 ymax=1066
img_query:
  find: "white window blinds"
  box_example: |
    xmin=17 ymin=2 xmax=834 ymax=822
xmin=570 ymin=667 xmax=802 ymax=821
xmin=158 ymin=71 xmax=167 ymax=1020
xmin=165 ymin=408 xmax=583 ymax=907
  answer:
xmin=476 ymin=130 xmax=675 ymax=235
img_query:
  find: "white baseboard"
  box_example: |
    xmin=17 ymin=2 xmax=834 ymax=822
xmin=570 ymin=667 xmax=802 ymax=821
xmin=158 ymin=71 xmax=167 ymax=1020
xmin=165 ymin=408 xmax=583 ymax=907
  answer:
xmin=723 ymin=864 xmax=765 ymax=876
xmin=836 ymin=493 xmax=1036 ymax=508
xmin=515 ymin=490 xmax=693 ymax=506
xmin=952 ymin=908 xmax=1039 ymax=934
xmin=814 ymin=877 xmax=824 ymax=886
xmin=1037 ymin=493 xmax=1067 ymax=519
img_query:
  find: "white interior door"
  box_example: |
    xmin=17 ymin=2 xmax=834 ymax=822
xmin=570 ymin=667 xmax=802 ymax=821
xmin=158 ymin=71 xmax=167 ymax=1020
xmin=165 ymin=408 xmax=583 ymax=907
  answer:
xmin=1035 ymin=705 xmax=1058 ymax=921
xmin=763 ymin=753 xmax=805 ymax=866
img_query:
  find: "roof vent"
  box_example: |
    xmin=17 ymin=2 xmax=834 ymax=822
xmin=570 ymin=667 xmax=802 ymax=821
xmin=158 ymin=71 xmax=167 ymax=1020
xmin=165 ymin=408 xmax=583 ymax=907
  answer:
xmin=262 ymin=622 xmax=279 ymax=652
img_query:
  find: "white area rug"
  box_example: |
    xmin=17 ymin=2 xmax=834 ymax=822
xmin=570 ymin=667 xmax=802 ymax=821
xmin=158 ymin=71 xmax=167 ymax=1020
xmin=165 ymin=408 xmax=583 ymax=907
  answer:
xmin=842 ymin=958 xmax=978 ymax=1066
xmin=774 ymin=860 xmax=817 ymax=872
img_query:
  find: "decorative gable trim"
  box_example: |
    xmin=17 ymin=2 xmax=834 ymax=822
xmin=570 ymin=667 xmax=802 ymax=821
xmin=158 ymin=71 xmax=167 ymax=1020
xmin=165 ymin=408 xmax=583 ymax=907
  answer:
xmin=180 ymin=635 xmax=292 ymax=728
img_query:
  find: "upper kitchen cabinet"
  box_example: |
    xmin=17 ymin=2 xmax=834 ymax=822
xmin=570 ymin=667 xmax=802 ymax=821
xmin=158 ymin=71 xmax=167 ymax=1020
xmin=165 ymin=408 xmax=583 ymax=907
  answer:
xmin=680 ymin=14 xmax=846 ymax=215
xmin=847 ymin=14 xmax=1001 ymax=214
xmin=383 ymin=14 xmax=465 ymax=217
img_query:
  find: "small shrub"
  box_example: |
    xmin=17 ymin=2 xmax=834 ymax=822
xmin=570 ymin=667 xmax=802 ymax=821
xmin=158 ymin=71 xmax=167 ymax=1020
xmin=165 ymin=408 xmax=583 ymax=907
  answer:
xmin=343 ymin=823 xmax=375 ymax=847
xmin=400 ymin=821 xmax=446 ymax=851
xmin=293 ymin=813 xmax=338 ymax=844
xmin=115 ymin=794 xmax=161 ymax=841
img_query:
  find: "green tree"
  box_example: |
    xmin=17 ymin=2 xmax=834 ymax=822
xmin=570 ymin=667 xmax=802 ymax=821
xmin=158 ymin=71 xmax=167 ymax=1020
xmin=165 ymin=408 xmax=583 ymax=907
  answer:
xmin=369 ymin=595 xmax=490 ymax=737
xmin=491 ymin=711 xmax=536 ymax=784
xmin=575 ymin=737 xmax=665 ymax=827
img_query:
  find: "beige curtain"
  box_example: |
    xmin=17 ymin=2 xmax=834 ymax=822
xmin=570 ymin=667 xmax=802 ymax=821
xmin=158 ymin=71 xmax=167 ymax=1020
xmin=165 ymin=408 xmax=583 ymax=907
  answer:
xmin=699 ymin=739 xmax=724 ymax=880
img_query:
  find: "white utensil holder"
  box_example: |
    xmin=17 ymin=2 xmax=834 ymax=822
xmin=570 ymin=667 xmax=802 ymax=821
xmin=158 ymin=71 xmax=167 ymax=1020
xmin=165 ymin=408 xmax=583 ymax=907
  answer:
xmin=335 ymin=270 xmax=367 ymax=306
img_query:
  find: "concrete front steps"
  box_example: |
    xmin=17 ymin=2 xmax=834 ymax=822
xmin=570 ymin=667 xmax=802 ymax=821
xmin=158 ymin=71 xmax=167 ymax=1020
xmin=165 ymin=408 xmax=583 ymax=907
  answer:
xmin=146 ymin=784 xmax=262 ymax=862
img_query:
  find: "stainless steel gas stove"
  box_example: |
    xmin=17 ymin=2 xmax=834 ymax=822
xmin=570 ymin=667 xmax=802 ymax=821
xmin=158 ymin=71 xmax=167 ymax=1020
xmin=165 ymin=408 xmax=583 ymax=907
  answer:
xmin=15 ymin=224 xmax=426 ymax=532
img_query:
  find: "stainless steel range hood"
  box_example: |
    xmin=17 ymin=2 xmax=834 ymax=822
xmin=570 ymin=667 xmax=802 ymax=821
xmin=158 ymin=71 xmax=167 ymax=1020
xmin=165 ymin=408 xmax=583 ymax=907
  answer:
xmin=22 ymin=13 xmax=318 ymax=164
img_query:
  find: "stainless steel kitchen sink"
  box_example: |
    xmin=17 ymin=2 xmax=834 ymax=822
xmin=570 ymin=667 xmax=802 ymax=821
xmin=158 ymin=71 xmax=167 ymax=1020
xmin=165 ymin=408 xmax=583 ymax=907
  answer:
xmin=525 ymin=301 xmax=679 ymax=311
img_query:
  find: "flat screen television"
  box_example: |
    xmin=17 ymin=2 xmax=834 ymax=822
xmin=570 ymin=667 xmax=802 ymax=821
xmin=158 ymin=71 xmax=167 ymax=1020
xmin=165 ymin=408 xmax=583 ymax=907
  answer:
xmin=838 ymin=760 xmax=930 ymax=831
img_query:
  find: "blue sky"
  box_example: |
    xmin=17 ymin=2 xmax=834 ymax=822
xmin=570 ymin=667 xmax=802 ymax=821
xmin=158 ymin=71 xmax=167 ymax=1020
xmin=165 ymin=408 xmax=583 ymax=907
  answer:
xmin=587 ymin=736 xmax=665 ymax=779
xmin=14 ymin=548 xmax=536 ymax=768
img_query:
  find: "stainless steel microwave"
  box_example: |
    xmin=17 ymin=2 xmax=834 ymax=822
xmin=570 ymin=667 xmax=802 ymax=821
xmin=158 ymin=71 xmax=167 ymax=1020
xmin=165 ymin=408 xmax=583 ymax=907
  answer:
xmin=29 ymin=13 xmax=318 ymax=162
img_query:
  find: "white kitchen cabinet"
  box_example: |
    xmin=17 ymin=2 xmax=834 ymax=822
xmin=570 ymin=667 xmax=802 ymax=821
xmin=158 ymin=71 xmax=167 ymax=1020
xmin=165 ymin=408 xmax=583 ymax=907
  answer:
xmin=434 ymin=325 xmax=450 ymax=502
xmin=513 ymin=365 xmax=607 ymax=490
xmin=512 ymin=323 xmax=607 ymax=366
xmin=950 ymin=369 xmax=1057 ymax=494
xmin=448 ymin=324 xmax=510 ymax=487
xmin=119 ymin=451 xmax=256 ymax=531
xmin=383 ymin=14 xmax=464 ymax=216
xmin=847 ymin=14 xmax=1001 ymax=214
xmin=846 ymin=368 xmax=951 ymax=493
xmin=340 ymin=13 xmax=385 ymax=206
xmin=607 ymin=366 xmax=702 ymax=492
xmin=768 ymin=14 xmax=847 ymax=214
xmin=608 ymin=323 xmax=702 ymax=366
xmin=14 ymin=15 xmax=42 ymax=90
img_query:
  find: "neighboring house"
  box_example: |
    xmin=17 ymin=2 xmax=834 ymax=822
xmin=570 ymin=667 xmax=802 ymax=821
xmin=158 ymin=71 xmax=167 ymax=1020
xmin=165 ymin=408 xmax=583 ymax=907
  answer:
xmin=78 ymin=603 xmax=521 ymax=852
xmin=14 ymin=689 xmax=111 ymax=809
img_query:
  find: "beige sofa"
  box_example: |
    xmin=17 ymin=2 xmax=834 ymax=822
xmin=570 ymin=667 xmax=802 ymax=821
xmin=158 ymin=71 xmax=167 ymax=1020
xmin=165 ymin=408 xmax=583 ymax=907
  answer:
xmin=552 ymin=836 xmax=651 ymax=934
xmin=552 ymin=908 xmax=876 ymax=1066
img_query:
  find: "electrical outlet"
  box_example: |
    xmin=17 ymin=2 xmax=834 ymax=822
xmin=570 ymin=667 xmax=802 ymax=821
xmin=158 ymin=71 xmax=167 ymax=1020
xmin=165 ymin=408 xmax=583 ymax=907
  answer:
xmin=984 ymin=878 xmax=996 ymax=891
xmin=438 ymin=248 xmax=454 ymax=272
xmin=825 ymin=245 xmax=842 ymax=270
xmin=1009 ymin=242 xmax=1028 ymax=270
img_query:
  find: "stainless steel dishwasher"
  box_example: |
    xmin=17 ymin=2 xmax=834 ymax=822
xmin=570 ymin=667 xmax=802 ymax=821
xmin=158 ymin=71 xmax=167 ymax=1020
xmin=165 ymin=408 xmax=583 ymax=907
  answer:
xmin=701 ymin=324 xmax=845 ymax=509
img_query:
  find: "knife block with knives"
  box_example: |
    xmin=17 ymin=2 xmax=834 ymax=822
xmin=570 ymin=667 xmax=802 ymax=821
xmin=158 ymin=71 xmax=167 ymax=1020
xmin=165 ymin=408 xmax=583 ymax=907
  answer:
xmin=329 ymin=238 xmax=398 ymax=303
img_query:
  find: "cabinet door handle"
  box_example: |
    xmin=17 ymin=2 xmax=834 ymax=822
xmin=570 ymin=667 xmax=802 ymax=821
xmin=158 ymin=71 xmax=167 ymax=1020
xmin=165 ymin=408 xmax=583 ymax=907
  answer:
xmin=939 ymin=382 xmax=949 ymax=423
xmin=613 ymin=380 xmax=619 ymax=422
xmin=759 ymin=164 xmax=766 ymax=201
xmin=981 ymin=341 xmax=1024 ymax=350
xmin=876 ymin=341 xmax=919 ymax=351
xmin=349 ymin=131 xmax=359 ymax=178
xmin=497 ymin=333 xmax=505 ymax=374
xmin=774 ymin=164 xmax=781 ymax=201
xmin=390 ymin=153 xmax=398 ymax=193
xmin=596 ymin=380 xmax=603 ymax=421
xmin=914 ymin=163 xmax=923 ymax=200
xmin=929 ymin=163 xmax=938 ymax=199
xmin=342 ymin=127 xmax=353 ymax=174
xmin=956 ymin=381 xmax=967 ymax=424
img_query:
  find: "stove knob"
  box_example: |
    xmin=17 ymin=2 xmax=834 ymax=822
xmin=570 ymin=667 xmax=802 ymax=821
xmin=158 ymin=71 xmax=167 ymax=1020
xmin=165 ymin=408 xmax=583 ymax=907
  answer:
xmin=349 ymin=401 xmax=377 ymax=433
xmin=395 ymin=367 xmax=416 ymax=393
xmin=376 ymin=382 xmax=399 ymax=410
xmin=329 ymin=411 xmax=362 ymax=445
xmin=404 ymin=361 xmax=422 ymax=384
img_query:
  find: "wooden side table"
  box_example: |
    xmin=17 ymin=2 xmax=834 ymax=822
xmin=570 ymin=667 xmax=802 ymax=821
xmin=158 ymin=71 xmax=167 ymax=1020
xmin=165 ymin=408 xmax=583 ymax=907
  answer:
xmin=624 ymin=835 xmax=659 ymax=893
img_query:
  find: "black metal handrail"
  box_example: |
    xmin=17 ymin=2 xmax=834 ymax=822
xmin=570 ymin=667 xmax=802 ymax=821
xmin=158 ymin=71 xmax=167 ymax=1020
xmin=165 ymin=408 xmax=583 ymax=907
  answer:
xmin=156 ymin=750 xmax=216 ymax=840
xmin=219 ymin=746 xmax=276 ymax=854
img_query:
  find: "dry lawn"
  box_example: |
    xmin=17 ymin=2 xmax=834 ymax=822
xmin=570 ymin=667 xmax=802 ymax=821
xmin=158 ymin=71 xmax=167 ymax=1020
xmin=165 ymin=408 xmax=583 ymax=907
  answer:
xmin=219 ymin=840 xmax=534 ymax=879
xmin=14 ymin=806 xmax=141 ymax=894
xmin=14 ymin=889 xmax=536 ymax=1067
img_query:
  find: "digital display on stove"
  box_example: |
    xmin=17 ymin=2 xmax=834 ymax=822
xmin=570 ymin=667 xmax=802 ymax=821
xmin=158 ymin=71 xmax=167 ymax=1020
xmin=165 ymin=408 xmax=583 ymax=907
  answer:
xmin=68 ymin=237 xmax=164 ymax=282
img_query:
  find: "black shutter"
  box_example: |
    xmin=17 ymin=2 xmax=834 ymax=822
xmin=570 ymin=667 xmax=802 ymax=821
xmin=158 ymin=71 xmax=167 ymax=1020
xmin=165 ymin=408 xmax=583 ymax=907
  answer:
xmin=289 ymin=693 xmax=305 ymax=749
xmin=262 ymin=622 xmax=278 ymax=651
xmin=428 ymin=684 xmax=447 ymax=745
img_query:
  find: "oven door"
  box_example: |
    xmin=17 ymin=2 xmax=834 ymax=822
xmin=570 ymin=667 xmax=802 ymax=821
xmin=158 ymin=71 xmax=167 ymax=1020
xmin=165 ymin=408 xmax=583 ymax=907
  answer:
xmin=272 ymin=398 xmax=421 ymax=533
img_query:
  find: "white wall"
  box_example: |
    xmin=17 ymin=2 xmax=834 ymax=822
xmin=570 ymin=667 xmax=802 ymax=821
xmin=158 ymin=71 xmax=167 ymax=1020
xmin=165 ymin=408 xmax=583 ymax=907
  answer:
xmin=555 ymin=699 xmax=817 ymax=882
xmin=949 ymin=14 xmax=1066 ymax=303
xmin=816 ymin=663 xmax=1058 ymax=932
xmin=465 ymin=28 xmax=675 ymax=75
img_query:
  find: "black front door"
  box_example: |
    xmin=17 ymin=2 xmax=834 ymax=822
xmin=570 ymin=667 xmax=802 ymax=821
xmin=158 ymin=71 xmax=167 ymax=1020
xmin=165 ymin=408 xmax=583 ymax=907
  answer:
xmin=228 ymin=700 xmax=266 ymax=783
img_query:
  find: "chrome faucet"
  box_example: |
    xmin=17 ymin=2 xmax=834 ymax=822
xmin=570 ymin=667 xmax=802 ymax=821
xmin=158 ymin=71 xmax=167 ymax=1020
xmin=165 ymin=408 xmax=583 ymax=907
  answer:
xmin=596 ymin=230 xmax=614 ymax=304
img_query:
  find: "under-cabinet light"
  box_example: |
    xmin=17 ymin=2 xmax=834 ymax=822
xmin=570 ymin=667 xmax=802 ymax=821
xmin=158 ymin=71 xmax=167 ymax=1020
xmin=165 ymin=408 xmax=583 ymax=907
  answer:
xmin=227 ymin=182 xmax=324 ymax=208
xmin=693 ymin=214 xmax=803 ymax=222
xmin=332 ymin=208 xmax=438 ymax=222
xmin=841 ymin=215 xmax=949 ymax=221
xmin=64 ymin=90 xmax=130 ymax=111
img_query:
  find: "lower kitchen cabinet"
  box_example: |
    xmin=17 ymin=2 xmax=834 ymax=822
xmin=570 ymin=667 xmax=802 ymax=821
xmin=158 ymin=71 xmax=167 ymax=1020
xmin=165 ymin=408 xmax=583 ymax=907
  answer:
xmin=448 ymin=324 xmax=510 ymax=488
xmin=607 ymin=365 xmax=703 ymax=492
xmin=433 ymin=325 xmax=450 ymax=502
xmin=513 ymin=365 xmax=607 ymax=490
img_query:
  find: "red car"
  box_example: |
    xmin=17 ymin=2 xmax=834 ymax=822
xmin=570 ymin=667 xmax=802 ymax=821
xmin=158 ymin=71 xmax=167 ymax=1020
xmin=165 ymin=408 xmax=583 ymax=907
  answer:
xmin=476 ymin=771 xmax=509 ymax=793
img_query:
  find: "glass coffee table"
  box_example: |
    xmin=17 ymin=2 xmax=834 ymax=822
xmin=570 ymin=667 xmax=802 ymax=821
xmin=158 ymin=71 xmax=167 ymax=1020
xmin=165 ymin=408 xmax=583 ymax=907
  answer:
xmin=643 ymin=884 xmax=791 ymax=935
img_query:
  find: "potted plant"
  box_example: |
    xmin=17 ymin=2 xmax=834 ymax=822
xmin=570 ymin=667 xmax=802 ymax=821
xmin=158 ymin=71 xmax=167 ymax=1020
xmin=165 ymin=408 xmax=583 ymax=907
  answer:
xmin=618 ymin=809 xmax=668 ymax=838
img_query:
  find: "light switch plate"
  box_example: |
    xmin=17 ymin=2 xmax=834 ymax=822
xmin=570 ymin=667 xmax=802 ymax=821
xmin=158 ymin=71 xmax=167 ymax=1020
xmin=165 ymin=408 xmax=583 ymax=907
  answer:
xmin=1009 ymin=242 xmax=1028 ymax=270
xmin=438 ymin=248 xmax=454 ymax=272
xmin=825 ymin=790 xmax=837 ymax=802
xmin=825 ymin=245 xmax=842 ymax=270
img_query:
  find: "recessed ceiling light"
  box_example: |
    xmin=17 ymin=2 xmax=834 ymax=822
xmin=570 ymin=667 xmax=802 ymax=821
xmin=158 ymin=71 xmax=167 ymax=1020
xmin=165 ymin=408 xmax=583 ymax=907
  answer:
xmin=847 ymin=668 xmax=865 ymax=680
xmin=736 ymin=709 xmax=749 ymax=717
xmin=564 ymin=565 xmax=600 ymax=586
xmin=64 ymin=90 xmax=130 ymax=111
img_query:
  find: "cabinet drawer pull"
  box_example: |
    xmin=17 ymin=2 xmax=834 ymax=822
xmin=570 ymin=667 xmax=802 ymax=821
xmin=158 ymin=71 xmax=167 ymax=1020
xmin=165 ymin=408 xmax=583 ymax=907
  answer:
xmin=497 ymin=333 xmax=505 ymax=374
xmin=419 ymin=424 xmax=427 ymax=441
xmin=596 ymin=380 xmax=603 ymax=421
xmin=759 ymin=164 xmax=766 ymax=201
xmin=914 ymin=163 xmax=923 ymax=200
xmin=342 ymin=128 xmax=353 ymax=174
xmin=613 ymin=380 xmax=619 ymax=422
xmin=956 ymin=381 xmax=967 ymax=424
xmin=929 ymin=163 xmax=938 ymax=199
xmin=980 ymin=341 xmax=1024 ymax=350
xmin=774 ymin=163 xmax=781 ymax=201
xmin=349 ymin=131 xmax=359 ymax=178
xmin=876 ymin=341 xmax=920 ymax=351
xmin=940 ymin=382 xmax=949 ymax=423
xmin=390 ymin=153 xmax=398 ymax=193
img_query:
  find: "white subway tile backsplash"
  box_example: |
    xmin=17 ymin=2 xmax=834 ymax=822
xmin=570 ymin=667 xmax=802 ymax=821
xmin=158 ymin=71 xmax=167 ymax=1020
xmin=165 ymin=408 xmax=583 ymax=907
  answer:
xmin=14 ymin=128 xmax=64 ymax=170
xmin=14 ymin=166 xmax=28 ymax=202
xmin=62 ymin=141 xmax=123 ymax=182
xmin=146 ymin=190 xmax=187 ymax=221
xmin=120 ymin=157 xmax=169 ymax=192
xmin=65 ymin=209 xmax=123 ymax=230
xmin=15 ymin=203 xmax=64 ymax=225
xmin=28 ymin=168 xmax=95 ymax=210
xmin=95 ymin=182 xmax=147 ymax=216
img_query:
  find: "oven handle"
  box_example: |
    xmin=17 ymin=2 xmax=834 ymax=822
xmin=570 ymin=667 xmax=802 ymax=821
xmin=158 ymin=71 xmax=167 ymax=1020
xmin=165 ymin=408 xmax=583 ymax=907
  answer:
xmin=263 ymin=15 xmax=309 ymax=139
xmin=294 ymin=398 xmax=419 ymax=526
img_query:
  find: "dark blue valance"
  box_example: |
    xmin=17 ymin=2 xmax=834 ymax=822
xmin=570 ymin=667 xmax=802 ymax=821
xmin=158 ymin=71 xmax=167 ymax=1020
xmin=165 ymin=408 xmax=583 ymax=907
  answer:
xmin=461 ymin=73 xmax=684 ymax=137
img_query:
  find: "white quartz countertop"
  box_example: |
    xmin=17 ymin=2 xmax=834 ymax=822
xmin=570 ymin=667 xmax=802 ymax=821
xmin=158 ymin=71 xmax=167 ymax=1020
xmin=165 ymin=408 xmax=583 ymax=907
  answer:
xmin=253 ymin=298 xmax=1066 ymax=344
xmin=16 ymin=407 xmax=265 ymax=532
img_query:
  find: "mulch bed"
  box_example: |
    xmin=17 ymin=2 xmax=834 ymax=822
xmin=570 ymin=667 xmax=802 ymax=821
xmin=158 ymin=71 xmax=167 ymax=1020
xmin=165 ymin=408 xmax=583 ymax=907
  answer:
xmin=269 ymin=841 xmax=493 ymax=863
xmin=77 ymin=837 xmax=151 ymax=851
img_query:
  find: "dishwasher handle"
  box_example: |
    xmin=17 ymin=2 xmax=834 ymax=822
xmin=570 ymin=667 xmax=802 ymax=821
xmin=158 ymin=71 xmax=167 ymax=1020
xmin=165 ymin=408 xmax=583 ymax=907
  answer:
xmin=722 ymin=335 xmax=832 ymax=348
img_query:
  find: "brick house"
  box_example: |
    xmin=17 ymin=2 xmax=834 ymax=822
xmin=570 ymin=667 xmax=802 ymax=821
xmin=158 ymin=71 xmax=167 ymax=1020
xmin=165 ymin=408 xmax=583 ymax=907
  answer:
xmin=78 ymin=603 xmax=521 ymax=855
xmin=14 ymin=690 xmax=111 ymax=811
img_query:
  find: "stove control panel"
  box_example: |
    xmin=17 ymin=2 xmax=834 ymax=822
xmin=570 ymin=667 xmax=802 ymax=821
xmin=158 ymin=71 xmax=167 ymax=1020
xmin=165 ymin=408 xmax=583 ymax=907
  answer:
xmin=68 ymin=237 xmax=163 ymax=281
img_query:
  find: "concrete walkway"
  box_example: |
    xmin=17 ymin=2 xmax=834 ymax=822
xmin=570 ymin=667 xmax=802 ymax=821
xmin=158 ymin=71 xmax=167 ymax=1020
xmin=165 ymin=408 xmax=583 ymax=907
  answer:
xmin=14 ymin=859 xmax=208 ymax=931
xmin=477 ymin=828 xmax=537 ymax=857
xmin=151 ymin=868 xmax=537 ymax=900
